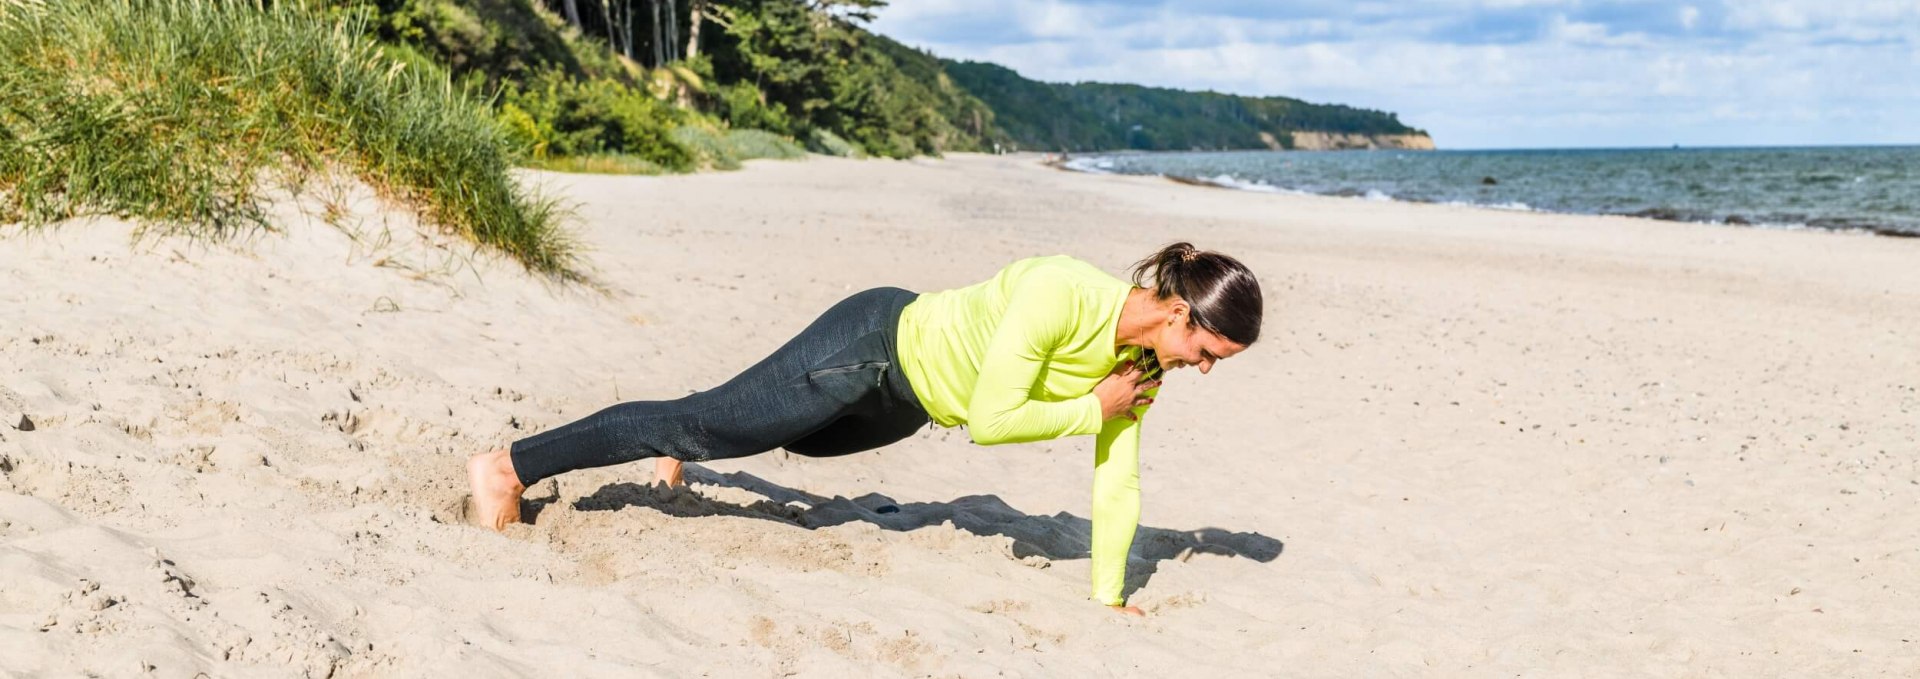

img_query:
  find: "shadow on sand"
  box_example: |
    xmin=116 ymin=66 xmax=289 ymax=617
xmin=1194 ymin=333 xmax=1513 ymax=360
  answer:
xmin=557 ymin=465 xmax=1283 ymax=599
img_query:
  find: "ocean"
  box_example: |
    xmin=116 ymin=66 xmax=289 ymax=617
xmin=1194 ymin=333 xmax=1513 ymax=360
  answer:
xmin=1063 ymin=146 xmax=1920 ymax=237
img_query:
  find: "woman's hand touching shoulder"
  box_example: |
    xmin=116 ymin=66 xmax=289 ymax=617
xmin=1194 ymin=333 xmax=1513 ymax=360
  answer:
xmin=1094 ymin=357 xmax=1159 ymax=421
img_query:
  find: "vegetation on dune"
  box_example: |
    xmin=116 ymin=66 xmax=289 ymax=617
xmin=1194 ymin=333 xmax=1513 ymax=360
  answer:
xmin=338 ymin=0 xmax=1002 ymax=163
xmin=0 ymin=0 xmax=578 ymax=277
xmin=494 ymin=70 xmax=695 ymax=169
xmin=0 ymin=0 xmax=995 ymax=279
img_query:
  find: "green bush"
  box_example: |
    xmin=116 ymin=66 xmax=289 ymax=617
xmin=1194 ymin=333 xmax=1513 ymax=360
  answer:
xmin=0 ymin=0 xmax=578 ymax=277
xmin=717 ymin=81 xmax=793 ymax=135
xmin=667 ymin=126 xmax=807 ymax=171
xmin=499 ymin=71 xmax=695 ymax=171
xmin=669 ymin=126 xmax=742 ymax=171
xmin=496 ymin=101 xmax=553 ymax=158
xmin=724 ymin=130 xmax=807 ymax=161
xmin=805 ymin=128 xmax=863 ymax=158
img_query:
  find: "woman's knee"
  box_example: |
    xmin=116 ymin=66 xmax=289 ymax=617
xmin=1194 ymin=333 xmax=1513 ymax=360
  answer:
xmin=782 ymin=437 xmax=871 ymax=458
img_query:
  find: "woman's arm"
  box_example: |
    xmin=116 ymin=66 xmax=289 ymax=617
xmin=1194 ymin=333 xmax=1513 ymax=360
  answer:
xmin=1090 ymin=378 xmax=1156 ymax=611
xmin=965 ymin=276 xmax=1107 ymax=445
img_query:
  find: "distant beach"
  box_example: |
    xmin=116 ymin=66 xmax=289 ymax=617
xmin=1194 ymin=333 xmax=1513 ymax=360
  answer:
xmin=1064 ymin=146 xmax=1920 ymax=238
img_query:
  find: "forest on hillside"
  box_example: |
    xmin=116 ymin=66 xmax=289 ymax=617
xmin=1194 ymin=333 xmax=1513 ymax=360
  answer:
xmin=343 ymin=0 xmax=1425 ymax=161
xmin=943 ymin=60 xmax=1428 ymax=152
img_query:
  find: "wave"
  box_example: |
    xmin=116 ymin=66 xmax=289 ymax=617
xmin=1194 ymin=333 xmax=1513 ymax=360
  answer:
xmin=1053 ymin=157 xmax=1918 ymax=239
xmin=1059 ymin=157 xmax=1117 ymax=174
xmin=1442 ymin=199 xmax=1535 ymax=212
xmin=1613 ymin=210 xmax=1919 ymax=238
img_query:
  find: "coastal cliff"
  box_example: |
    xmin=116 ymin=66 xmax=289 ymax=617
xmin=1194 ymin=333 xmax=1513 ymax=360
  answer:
xmin=942 ymin=59 xmax=1429 ymax=153
xmin=1277 ymin=131 xmax=1437 ymax=151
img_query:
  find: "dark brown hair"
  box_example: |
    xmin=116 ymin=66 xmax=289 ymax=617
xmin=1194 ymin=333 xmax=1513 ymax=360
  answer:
xmin=1130 ymin=242 xmax=1263 ymax=346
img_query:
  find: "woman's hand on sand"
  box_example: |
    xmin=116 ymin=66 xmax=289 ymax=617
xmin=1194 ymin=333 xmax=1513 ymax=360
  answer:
xmin=1109 ymin=604 xmax=1146 ymax=617
xmin=1095 ymin=359 xmax=1159 ymax=421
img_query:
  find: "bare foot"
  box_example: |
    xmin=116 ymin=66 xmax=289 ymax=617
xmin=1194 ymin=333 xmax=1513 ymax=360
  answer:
xmin=466 ymin=447 xmax=525 ymax=531
xmin=653 ymin=457 xmax=685 ymax=488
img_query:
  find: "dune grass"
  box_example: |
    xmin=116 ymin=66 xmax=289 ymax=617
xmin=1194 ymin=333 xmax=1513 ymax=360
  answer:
xmin=522 ymin=154 xmax=670 ymax=176
xmin=724 ymin=129 xmax=809 ymax=162
xmin=0 ymin=0 xmax=579 ymax=278
xmin=669 ymin=126 xmax=808 ymax=172
xmin=516 ymin=128 xmax=808 ymax=176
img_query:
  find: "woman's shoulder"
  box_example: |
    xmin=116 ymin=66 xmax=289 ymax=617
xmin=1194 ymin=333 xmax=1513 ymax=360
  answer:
xmin=1005 ymin=254 xmax=1125 ymax=288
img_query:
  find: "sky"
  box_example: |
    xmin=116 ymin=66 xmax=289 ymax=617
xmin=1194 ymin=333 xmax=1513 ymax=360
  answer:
xmin=868 ymin=0 xmax=1920 ymax=149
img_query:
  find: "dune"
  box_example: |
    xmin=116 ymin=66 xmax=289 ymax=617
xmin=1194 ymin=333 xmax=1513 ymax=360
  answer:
xmin=2 ymin=154 xmax=1917 ymax=677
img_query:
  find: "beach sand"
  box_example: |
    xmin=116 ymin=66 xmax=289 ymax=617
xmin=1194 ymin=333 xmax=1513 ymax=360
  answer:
xmin=2 ymin=154 xmax=1917 ymax=677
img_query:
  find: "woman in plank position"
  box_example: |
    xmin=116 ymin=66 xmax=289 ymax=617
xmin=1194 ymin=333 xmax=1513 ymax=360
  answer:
xmin=468 ymin=242 xmax=1262 ymax=615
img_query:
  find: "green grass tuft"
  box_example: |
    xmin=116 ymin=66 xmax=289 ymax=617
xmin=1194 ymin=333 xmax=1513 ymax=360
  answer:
xmin=805 ymin=128 xmax=864 ymax=158
xmin=522 ymin=154 xmax=668 ymax=176
xmin=670 ymin=125 xmax=808 ymax=171
xmin=0 ymin=0 xmax=579 ymax=278
xmin=669 ymin=126 xmax=744 ymax=171
xmin=724 ymin=129 xmax=807 ymax=162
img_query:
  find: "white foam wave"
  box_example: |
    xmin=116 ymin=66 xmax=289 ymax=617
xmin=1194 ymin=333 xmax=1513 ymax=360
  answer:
xmin=1439 ymin=199 xmax=1534 ymax=212
xmin=1060 ymin=157 xmax=1116 ymax=174
xmin=1204 ymin=174 xmax=1284 ymax=193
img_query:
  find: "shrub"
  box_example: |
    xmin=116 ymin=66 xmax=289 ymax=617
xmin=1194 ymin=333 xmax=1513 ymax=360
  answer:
xmin=0 ymin=0 xmax=578 ymax=277
xmin=499 ymin=71 xmax=694 ymax=171
xmin=668 ymin=126 xmax=807 ymax=171
xmin=669 ymin=126 xmax=742 ymax=171
xmin=717 ymin=81 xmax=793 ymax=136
xmin=724 ymin=129 xmax=806 ymax=161
xmin=805 ymin=128 xmax=863 ymax=158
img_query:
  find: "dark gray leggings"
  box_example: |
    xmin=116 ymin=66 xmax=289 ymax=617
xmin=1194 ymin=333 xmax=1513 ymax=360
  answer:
xmin=509 ymin=287 xmax=930 ymax=487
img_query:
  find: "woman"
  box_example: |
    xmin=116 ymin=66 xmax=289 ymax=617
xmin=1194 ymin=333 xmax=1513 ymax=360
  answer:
xmin=467 ymin=242 xmax=1263 ymax=615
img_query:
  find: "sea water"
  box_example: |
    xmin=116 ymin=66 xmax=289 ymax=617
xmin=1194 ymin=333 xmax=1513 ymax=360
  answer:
xmin=1064 ymin=146 xmax=1920 ymax=237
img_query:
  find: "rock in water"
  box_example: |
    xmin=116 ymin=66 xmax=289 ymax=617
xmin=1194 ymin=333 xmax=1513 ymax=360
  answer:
xmin=1480 ymin=176 xmax=1498 ymax=186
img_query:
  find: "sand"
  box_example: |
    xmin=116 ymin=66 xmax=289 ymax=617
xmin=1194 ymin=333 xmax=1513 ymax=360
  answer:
xmin=2 ymin=153 xmax=1917 ymax=677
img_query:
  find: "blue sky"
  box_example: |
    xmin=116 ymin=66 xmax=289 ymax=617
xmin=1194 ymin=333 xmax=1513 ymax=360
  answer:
xmin=869 ymin=1 xmax=1920 ymax=149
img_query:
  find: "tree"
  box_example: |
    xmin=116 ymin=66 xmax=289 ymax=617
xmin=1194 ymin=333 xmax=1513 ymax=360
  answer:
xmin=807 ymin=0 xmax=885 ymax=23
xmin=664 ymin=0 xmax=680 ymax=62
xmin=648 ymin=0 xmax=663 ymax=65
xmin=686 ymin=0 xmax=706 ymax=58
xmin=598 ymin=0 xmax=618 ymax=56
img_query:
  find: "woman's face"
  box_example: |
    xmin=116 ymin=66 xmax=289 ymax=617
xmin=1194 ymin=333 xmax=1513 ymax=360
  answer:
xmin=1153 ymin=305 xmax=1247 ymax=374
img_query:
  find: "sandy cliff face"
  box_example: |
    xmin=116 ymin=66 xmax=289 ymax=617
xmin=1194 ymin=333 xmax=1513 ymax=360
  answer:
xmin=1282 ymin=131 xmax=1436 ymax=151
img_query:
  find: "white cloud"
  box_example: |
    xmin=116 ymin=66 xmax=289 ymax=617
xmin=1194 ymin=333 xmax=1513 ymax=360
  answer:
xmin=870 ymin=0 xmax=1920 ymax=147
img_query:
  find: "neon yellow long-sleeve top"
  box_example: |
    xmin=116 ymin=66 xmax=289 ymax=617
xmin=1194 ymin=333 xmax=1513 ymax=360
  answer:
xmin=896 ymin=255 xmax=1156 ymax=606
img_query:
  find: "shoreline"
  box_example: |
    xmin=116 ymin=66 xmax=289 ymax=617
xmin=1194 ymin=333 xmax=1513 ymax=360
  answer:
xmin=1054 ymin=150 xmax=1920 ymax=239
